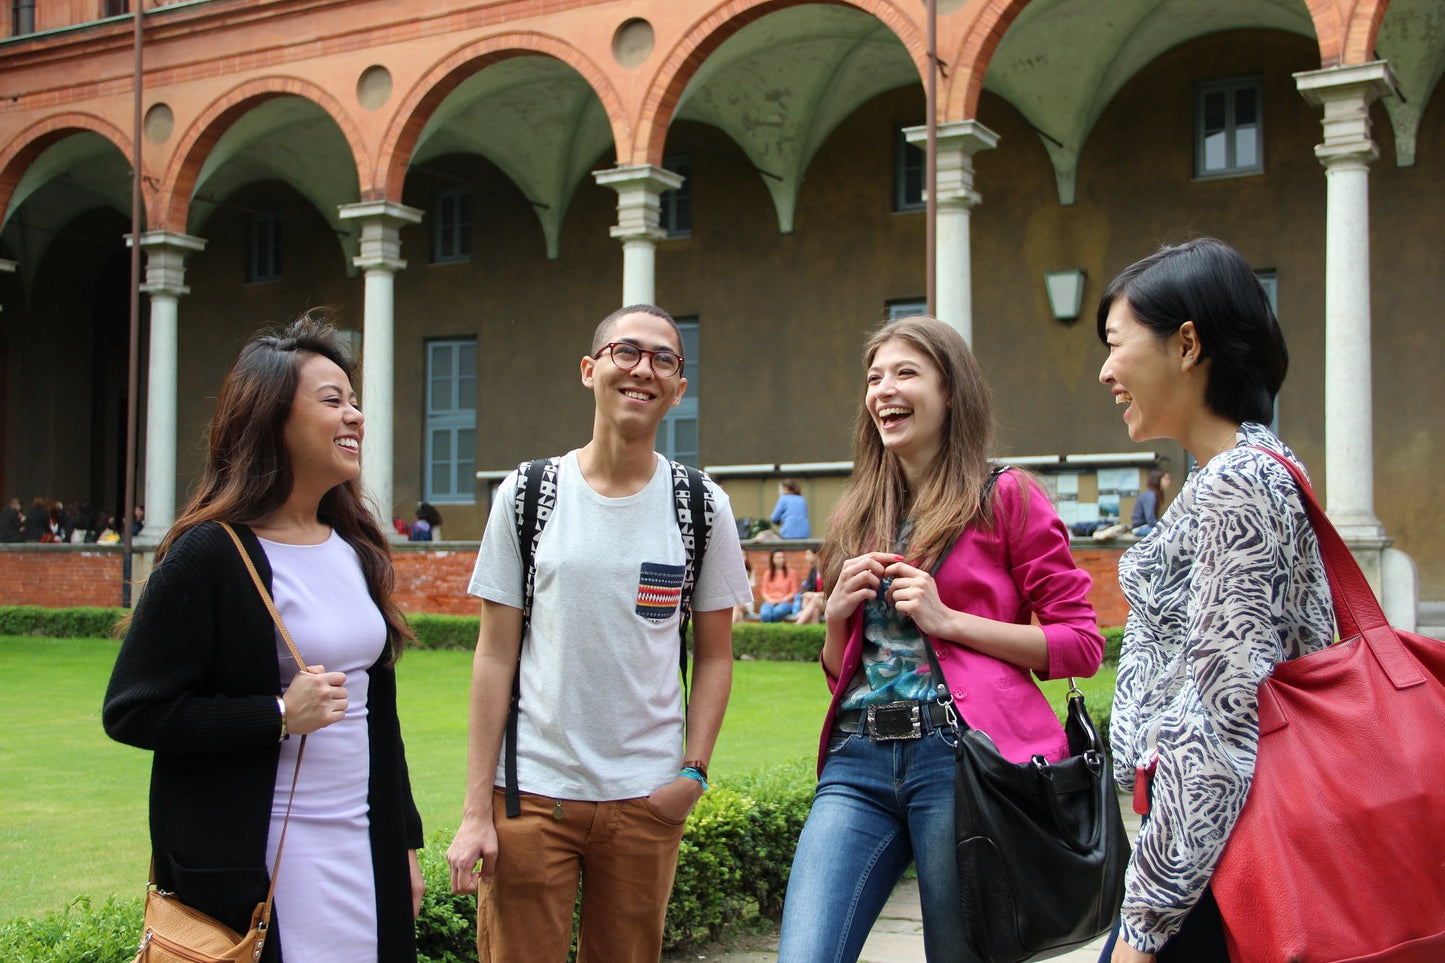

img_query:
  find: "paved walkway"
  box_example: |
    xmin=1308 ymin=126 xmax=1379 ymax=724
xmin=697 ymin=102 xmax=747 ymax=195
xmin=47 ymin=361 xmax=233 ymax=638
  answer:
xmin=693 ymin=796 xmax=1140 ymax=963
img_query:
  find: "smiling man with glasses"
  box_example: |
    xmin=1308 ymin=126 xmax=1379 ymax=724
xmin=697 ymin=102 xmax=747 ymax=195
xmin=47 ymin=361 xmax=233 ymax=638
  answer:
xmin=447 ymin=304 xmax=751 ymax=962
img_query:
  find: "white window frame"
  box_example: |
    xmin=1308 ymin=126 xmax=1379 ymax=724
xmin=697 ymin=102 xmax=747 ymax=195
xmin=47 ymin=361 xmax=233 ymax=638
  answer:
xmin=658 ymin=318 xmax=699 ymax=466
xmin=431 ymin=186 xmax=471 ymax=264
xmin=247 ymin=213 xmax=281 ymax=284
xmin=1195 ymin=76 xmax=1264 ymax=178
xmin=424 ymin=338 xmax=477 ymax=504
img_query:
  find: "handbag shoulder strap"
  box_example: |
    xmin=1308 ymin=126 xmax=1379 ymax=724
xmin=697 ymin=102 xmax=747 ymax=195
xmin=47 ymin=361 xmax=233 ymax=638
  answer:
xmin=215 ymin=521 xmax=309 ymax=922
xmin=1247 ymin=447 xmax=1423 ymax=690
xmin=221 ymin=522 xmax=307 ymax=673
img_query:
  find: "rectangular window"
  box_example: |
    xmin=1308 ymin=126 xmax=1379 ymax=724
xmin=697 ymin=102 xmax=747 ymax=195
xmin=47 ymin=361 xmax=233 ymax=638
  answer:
xmin=425 ymin=338 xmax=478 ymax=503
xmin=1196 ymin=76 xmax=1263 ymax=178
xmin=431 ymin=186 xmax=471 ymax=263
xmin=887 ymin=299 xmax=926 ymax=321
xmin=247 ymin=213 xmax=281 ymax=283
xmin=658 ymin=318 xmax=699 ymax=466
xmin=103 ymin=0 xmax=129 ymax=15
xmin=12 ymin=0 xmax=35 ymax=34
xmin=660 ymin=156 xmax=692 ymax=239
xmin=894 ymin=125 xmax=924 ymax=212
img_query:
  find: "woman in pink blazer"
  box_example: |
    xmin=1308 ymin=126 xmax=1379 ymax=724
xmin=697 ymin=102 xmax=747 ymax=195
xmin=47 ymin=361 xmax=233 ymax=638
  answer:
xmin=778 ymin=316 xmax=1104 ymax=962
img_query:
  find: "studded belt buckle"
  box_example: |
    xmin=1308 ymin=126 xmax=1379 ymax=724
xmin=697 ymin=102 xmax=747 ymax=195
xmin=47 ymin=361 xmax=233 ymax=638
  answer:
xmin=865 ymin=701 xmax=922 ymax=741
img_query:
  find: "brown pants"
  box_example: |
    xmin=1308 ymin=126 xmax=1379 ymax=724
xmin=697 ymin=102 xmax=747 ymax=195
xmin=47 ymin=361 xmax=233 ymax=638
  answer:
xmin=476 ymin=789 xmax=688 ymax=963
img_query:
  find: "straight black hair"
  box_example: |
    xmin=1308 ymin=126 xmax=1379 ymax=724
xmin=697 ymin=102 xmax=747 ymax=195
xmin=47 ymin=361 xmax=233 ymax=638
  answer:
xmin=1096 ymin=237 xmax=1287 ymax=425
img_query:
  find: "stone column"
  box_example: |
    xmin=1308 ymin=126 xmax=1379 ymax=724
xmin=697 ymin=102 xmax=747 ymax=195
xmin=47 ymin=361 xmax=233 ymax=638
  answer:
xmin=906 ymin=121 xmax=999 ymax=346
xmin=338 ymin=201 xmax=423 ymax=533
xmin=1297 ymin=61 xmax=1415 ymax=629
xmin=593 ymin=165 xmax=684 ymax=306
xmin=134 ymin=231 xmax=206 ymax=545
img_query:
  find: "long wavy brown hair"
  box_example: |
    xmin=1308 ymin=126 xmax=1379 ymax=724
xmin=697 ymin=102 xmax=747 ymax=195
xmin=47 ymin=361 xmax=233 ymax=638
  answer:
xmin=154 ymin=310 xmax=412 ymax=663
xmin=819 ymin=316 xmax=997 ymax=589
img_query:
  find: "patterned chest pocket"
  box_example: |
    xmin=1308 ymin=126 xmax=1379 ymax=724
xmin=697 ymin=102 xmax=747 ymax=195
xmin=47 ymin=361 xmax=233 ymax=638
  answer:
xmin=636 ymin=562 xmax=685 ymax=623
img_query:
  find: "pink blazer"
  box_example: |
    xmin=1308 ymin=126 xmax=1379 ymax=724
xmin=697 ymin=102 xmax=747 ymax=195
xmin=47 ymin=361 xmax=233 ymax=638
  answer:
xmin=817 ymin=470 xmax=1105 ymax=773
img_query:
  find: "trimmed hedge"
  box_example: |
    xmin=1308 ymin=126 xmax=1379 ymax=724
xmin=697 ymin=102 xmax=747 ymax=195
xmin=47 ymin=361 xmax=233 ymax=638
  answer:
xmin=0 ymin=606 xmax=125 ymax=639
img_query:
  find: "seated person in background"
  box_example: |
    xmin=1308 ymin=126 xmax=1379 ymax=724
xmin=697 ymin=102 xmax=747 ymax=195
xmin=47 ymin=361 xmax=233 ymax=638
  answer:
xmin=794 ymin=548 xmax=826 ymax=624
xmin=759 ymin=549 xmax=800 ymax=622
xmin=1130 ymin=469 xmax=1171 ymax=537
xmin=769 ymin=479 xmax=811 ymax=539
xmin=410 ymin=502 xmax=443 ymax=541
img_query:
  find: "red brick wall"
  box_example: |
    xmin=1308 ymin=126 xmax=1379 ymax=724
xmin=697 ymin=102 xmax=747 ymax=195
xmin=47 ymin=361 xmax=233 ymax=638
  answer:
xmin=0 ymin=546 xmax=126 ymax=608
xmin=0 ymin=542 xmax=1129 ymax=625
xmin=390 ymin=546 xmax=480 ymax=616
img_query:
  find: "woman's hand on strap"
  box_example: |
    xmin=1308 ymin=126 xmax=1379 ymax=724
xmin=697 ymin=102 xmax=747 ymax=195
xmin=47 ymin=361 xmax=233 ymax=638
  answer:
xmin=281 ymin=665 xmax=349 ymax=735
xmin=825 ymin=552 xmax=900 ymax=625
xmin=883 ymin=561 xmax=956 ymax=639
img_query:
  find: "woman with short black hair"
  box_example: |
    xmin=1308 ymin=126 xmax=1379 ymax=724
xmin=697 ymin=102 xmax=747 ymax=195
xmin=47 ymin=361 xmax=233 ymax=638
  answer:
xmin=1097 ymin=238 xmax=1334 ymax=961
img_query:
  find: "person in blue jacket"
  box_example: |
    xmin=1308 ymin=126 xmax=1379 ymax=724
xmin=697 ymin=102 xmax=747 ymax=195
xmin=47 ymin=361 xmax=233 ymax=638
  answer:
xmin=770 ymin=478 xmax=810 ymax=538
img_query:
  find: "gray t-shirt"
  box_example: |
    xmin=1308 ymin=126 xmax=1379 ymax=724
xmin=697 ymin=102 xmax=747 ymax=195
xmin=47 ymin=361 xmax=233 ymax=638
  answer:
xmin=469 ymin=450 xmax=752 ymax=801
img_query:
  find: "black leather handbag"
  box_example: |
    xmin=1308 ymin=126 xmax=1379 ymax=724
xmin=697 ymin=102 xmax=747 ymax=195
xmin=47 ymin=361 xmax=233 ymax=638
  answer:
xmin=925 ymin=628 xmax=1130 ymax=961
xmin=922 ymin=467 xmax=1130 ymax=961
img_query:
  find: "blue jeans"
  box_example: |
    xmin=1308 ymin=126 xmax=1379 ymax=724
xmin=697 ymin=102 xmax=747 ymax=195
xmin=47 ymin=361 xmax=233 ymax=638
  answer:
xmin=779 ymin=728 xmax=977 ymax=963
xmin=760 ymin=599 xmax=798 ymax=622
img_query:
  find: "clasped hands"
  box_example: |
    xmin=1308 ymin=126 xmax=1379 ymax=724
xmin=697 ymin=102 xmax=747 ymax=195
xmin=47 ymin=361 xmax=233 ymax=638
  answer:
xmin=825 ymin=551 xmax=953 ymax=637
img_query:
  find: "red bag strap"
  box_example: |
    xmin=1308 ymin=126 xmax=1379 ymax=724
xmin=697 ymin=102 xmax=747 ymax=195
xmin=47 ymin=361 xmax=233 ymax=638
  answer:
xmin=1250 ymin=446 xmax=1423 ymax=691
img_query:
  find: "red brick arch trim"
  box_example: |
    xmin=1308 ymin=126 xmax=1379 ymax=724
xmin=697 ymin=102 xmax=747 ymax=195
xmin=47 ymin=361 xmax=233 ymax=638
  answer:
xmin=1303 ymin=0 xmax=1346 ymax=67
xmin=1342 ymin=0 xmax=1388 ymax=67
xmin=0 ymin=113 xmax=134 ymax=229
xmin=944 ymin=0 xmax=1028 ymax=122
xmin=375 ymin=32 xmax=628 ymax=203
xmin=157 ymin=76 xmax=367 ymax=233
xmin=635 ymin=0 xmax=926 ymax=167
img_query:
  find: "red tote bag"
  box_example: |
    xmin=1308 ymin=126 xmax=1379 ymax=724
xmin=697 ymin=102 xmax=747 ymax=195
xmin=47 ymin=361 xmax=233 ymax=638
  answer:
xmin=1211 ymin=448 xmax=1445 ymax=962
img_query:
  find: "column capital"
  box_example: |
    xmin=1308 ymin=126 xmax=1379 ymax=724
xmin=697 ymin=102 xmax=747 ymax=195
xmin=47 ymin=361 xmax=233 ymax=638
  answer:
xmin=128 ymin=231 xmax=207 ymax=298
xmin=594 ymin=165 xmax=685 ymax=243
xmin=904 ymin=120 xmax=1000 ymax=210
xmin=339 ymin=201 xmax=423 ymax=273
xmin=1296 ymin=61 xmax=1398 ymax=169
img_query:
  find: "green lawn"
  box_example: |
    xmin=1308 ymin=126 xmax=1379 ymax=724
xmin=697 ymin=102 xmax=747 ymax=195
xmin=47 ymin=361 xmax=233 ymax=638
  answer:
xmin=0 ymin=636 xmax=1113 ymax=923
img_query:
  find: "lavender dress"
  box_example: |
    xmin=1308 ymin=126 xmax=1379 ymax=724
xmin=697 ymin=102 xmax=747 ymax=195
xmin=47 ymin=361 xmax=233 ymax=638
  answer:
xmin=260 ymin=531 xmax=386 ymax=963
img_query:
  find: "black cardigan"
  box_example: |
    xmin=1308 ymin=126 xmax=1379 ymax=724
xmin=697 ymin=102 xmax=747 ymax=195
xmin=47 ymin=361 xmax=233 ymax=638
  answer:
xmin=103 ymin=522 xmax=423 ymax=962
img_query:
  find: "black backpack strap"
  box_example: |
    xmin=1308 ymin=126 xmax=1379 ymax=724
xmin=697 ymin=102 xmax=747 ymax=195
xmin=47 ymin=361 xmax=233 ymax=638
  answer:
xmin=505 ymin=456 xmax=559 ymax=819
xmin=670 ymin=461 xmax=715 ymax=731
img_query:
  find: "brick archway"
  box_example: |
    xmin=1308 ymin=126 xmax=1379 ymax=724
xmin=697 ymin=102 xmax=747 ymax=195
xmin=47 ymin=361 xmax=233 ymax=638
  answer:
xmin=157 ymin=76 xmax=367 ymax=233
xmin=375 ymin=31 xmax=627 ymax=203
xmin=0 ymin=113 xmax=134 ymax=229
xmin=634 ymin=0 xmax=926 ymax=167
xmin=1342 ymin=0 xmax=1388 ymax=67
xmin=944 ymin=0 xmax=1028 ymax=123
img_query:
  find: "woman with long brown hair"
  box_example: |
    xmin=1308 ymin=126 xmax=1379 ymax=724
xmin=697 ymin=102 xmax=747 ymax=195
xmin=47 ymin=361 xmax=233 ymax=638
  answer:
xmin=778 ymin=316 xmax=1104 ymax=961
xmin=104 ymin=312 xmax=424 ymax=962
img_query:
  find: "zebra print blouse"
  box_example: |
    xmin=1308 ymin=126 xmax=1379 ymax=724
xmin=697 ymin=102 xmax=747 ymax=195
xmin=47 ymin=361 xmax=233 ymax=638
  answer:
xmin=1111 ymin=421 xmax=1335 ymax=953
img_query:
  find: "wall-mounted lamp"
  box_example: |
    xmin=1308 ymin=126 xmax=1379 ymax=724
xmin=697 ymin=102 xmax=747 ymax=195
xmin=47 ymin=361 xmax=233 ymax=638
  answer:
xmin=1044 ymin=268 xmax=1087 ymax=323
